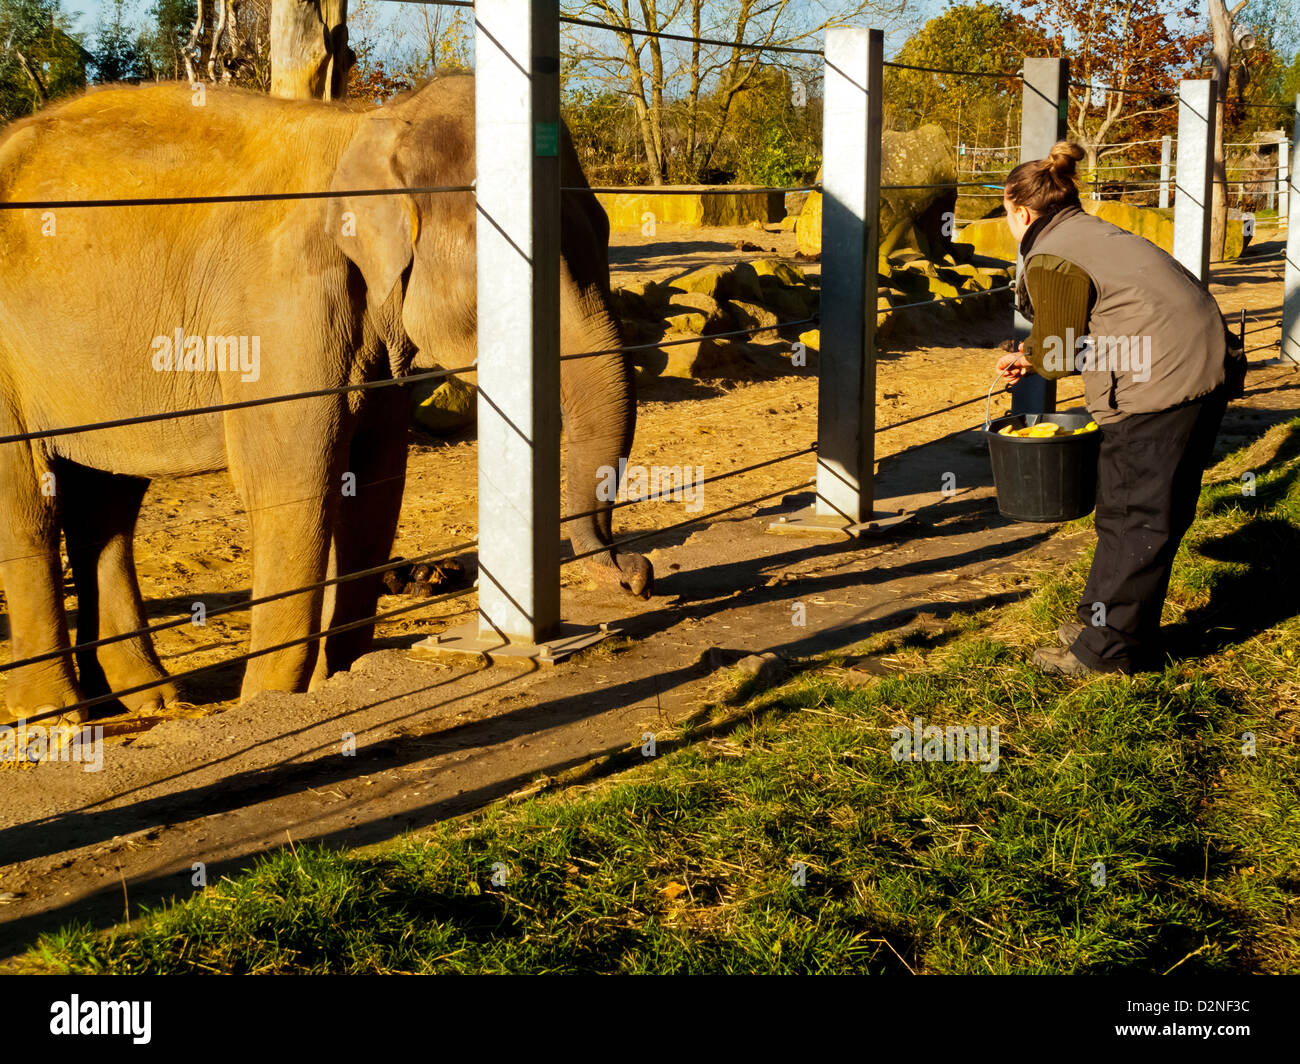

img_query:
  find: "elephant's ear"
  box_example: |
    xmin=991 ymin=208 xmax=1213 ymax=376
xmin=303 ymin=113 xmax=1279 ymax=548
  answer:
xmin=328 ymin=115 xmax=421 ymax=302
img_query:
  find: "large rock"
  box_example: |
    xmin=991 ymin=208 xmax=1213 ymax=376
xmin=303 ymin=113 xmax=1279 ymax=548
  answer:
xmin=797 ymin=125 xmax=957 ymax=257
xmin=661 ymin=334 xmax=758 ymax=379
xmin=596 ymin=187 xmax=786 ymax=230
xmin=729 ymin=299 xmax=782 ymax=341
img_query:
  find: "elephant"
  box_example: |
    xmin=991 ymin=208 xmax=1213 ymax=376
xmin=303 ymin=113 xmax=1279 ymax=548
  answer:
xmin=0 ymin=75 xmax=651 ymax=726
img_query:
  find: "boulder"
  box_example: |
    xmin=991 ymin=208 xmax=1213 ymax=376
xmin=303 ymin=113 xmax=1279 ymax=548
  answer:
xmin=729 ymin=299 xmax=783 ymax=342
xmin=721 ymin=262 xmax=765 ymax=304
xmin=595 ymin=187 xmax=785 ymax=230
xmin=750 ymin=258 xmax=807 ymax=287
xmin=762 ymin=281 xmax=819 ymax=320
xmin=665 ymin=291 xmax=736 ymax=334
xmin=956 ymin=200 xmax=1247 ymax=263
xmin=661 ymin=333 xmax=758 ymax=379
xmin=664 ymin=310 xmax=709 ymax=335
xmin=797 ymin=125 xmax=957 ymax=257
xmin=665 ymin=265 xmax=730 ymax=300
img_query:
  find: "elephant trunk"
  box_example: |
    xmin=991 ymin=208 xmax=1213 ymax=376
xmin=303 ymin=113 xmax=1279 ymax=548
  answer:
xmin=560 ymin=286 xmax=653 ymax=599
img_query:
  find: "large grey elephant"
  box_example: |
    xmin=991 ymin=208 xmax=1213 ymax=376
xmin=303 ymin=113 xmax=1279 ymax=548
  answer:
xmin=0 ymin=75 xmax=650 ymax=725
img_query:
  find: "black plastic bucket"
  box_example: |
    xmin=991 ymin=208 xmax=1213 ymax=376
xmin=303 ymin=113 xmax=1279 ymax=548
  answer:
xmin=985 ymin=412 xmax=1101 ymax=522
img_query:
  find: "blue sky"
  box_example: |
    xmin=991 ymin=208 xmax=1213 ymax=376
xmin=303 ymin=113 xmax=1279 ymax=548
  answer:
xmin=64 ymin=0 xmax=955 ymax=59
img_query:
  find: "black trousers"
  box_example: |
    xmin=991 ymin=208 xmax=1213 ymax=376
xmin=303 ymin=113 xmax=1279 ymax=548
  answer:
xmin=1070 ymin=385 xmax=1229 ymax=672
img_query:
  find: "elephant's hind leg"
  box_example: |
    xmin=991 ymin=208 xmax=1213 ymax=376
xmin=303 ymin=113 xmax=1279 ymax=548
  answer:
xmin=311 ymin=386 xmax=410 ymax=689
xmin=59 ymin=462 xmax=179 ymax=714
xmin=0 ymin=413 xmax=82 ymax=724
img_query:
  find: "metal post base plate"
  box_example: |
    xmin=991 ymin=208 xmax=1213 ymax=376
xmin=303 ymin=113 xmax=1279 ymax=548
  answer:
xmin=767 ymin=506 xmax=914 ymax=538
xmin=410 ymin=621 xmax=619 ymax=666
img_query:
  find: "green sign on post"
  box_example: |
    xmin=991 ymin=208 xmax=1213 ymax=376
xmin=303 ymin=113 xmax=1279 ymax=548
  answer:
xmin=535 ymin=122 xmax=559 ymax=158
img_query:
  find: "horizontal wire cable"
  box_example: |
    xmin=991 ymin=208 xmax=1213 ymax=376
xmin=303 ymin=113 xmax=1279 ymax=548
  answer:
xmin=1 ymin=538 xmax=478 ymax=675
xmin=560 ymin=445 xmax=815 ymax=524
xmin=881 ymin=181 xmax=1005 ymax=190
xmin=558 ymin=14 xmax=824 ymax=56
xmin=1069 ymin=78 xmax=1177 ymax=100
xmin=885 ymin=284 xmax=1013 ymax=314
xmin=1094 ymin=138 xmax=1171 ymax=148
xmin=1244 ymin=341 xmax=1281 ymax=354
xmin=884 ymin=59 xmax=1020 ymax=79
xmin=1211 ymin=249 xmax=1284 ymax=265
xmin=0 ymin=364 xmax=475 ymax=447
xmin=0 ymin=185 xmax=474 ymax=211
xmin=560 ymin=318 xmax=819 ymax=363
xmin=16 ymin=585 xmax=478 ymax=725
xmin=876 ymin=390 xmax=993 ymax=432
xmin=575 ymin=184 xmax=820 ymax=195
xmin=563 ymin=481 xmax=808 ymax=565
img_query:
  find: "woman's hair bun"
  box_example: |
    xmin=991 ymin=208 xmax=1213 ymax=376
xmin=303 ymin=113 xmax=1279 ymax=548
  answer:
xmin=1046 ymin=141 xmax=1085 ymax=176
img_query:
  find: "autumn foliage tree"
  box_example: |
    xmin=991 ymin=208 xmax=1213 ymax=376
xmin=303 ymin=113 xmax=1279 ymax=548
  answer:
xmin=561 ymin=0 xmax=886 ymax=185
xmin=1017 ymin=0 xmax=1207 ymax=171
xmin=885 ymin=1 xmax=1049 ymax=146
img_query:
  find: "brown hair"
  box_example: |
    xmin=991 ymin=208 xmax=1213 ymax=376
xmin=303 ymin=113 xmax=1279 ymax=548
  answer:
xmin=1004 ymin=141 xmax=1085 ymax=212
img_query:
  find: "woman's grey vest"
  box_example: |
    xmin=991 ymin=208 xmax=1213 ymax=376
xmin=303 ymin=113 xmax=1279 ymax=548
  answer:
xmin=1018 ymin=206 xmax=1226 ymax=422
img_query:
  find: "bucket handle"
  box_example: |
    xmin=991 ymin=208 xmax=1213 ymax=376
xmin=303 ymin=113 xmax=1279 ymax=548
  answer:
xmin=983 ymin=370 xmax=1010 ymax=431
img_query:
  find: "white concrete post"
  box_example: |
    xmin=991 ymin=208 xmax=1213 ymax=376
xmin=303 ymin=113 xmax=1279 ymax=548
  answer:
xmin=1159 ymin=134 xmax=1172 ymax=209
xmin=472 ymin=0 xmax=562 ymax=643
xmin=1172 ymin=78 xmax=1216 ymax=282
xmin=1282 ymin=97 xmax=1300 ymax=365
xmin=1280 ymin=136 xmax=1291 ymax=221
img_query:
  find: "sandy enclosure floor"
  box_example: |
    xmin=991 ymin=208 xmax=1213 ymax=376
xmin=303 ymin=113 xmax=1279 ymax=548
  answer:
xmin=0 ymin=224 xmax=1294 ymax=733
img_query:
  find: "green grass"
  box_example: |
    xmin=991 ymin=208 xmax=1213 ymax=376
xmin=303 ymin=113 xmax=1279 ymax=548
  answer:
xmin=21 ymin=422 xmax=1300 ymax=975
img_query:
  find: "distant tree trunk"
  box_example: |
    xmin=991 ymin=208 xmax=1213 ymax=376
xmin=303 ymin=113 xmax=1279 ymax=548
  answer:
xmin=270 ymin=0 xmax=351 ymax=100
xmin=13 ymin=49 xmax=49 ymax=105
xmin=1208 ymin=0 xmax=1251 ymax=261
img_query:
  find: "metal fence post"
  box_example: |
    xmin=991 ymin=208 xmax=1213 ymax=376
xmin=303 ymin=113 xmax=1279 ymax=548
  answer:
xmin=1172 ymin=78 xmax=1216 ymax=282
xmin=1010 ymin=57 xmax=1068 ymax=416
xmin=1281 ymin=96 xmax=1300 ymax=366
xmin=775 ymin=27 xmax=908 ymax=537
xmin=1159 ymin=134 xmax=1172 ymax=209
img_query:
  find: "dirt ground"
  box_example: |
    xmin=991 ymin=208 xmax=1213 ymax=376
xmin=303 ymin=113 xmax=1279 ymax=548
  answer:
xmin=1 ymin=223 xmax=1297 ymax=961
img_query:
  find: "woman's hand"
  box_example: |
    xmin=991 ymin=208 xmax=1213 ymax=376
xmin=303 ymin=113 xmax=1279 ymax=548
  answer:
xmin=996 ymin=342 xmax=1034 ymax=383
